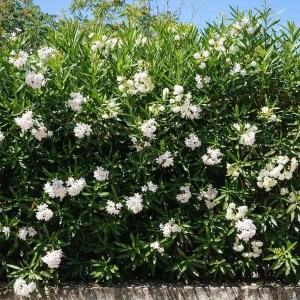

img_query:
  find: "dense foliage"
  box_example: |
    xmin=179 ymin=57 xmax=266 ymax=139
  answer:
xmin=1 ymin=5 xmax=300 ymax=297
xmin=0 ymin=0 xmax=54 ymax=49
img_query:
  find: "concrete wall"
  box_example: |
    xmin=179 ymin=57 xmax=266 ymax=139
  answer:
xmin=1 ymin=283 xmax=300 ymax=299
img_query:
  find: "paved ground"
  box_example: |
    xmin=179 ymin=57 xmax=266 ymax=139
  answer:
xmin=1 ymin=283 xmax=300 ymax=299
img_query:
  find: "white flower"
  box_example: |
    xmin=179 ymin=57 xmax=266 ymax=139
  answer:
xmin=257 ymin=156 xmax=298 ymax=191
xmin=230 ymin=63 xmax=246 ymax=76
xmin=198 ymin=184 xmax=218 ymax=209
xmin=106 ymin=200 xmax=122 ymax=215
xmin=233 ymin=242 xmax=244 ymax=252
xmin=66 ymin=177 xmax=86 ymax=196
xmin=173 ymin=85 xmax=184 ymax=95
xmin=15 ymin=111 xmax=34 ymax=131
xmin=195 ymin=74 xmax=211 ymax=89
xmin=68 ymin=92 xmax=87 ymax=112
xmin=140 ymin=119 xmax=157 ymax=139
xmin=162 ymin=88 xmax=169 ymax=100
xmin=14 ymin=278 xmax=36 ymax=297
xmin=2 ymin=226 xmax=10 ymax=236
xmin=176 ymin=186 xmax=192 ymax=203
xmin=38 ymin=46 xmax=56 ymax=61
xmin=235 ymin=124 xmax=258 ymax=146
xmin=159 ymin=219 xmax=181 ymax=237
xmin=118 ymin=71 xmax=154 ymax=96
xmin=235 ymin=218 xmax=256 ymax=242
xmin=9 ymin=50 xmax=28 ymax=68
xmin=25 ymin=72 xmax=45 ymax=89
xmin=74 ymin=123 xmax=92 ymax=138
xmin=42 ymin=249 xmax=63 ymax=269
xmin=142 ymin=181 xmax=158 ymax=193
xmin=199 ymin=62 xmax=206 ymax=69
xmin=226 ymin=203 xmax=248 ymax=221
xmin=185 ymin=133 xmax=201 ymax=150
xmin=0 ymin=131 xmax=4 ymax=142
xmin=18 ymin=226 xmax=36 ymax=240
xmin=280 ymin=188 xmax=289 ymax=195
xmin=202 ymin=148 xmax=222 ymax=165
xmin=177 ymin=99 xmax=201 ymax=120
xmin=44 ymin=179 xmax=67 ymax=199
xmin=150 ymin=241 xmax=164 ymax=253
xmin=36 ymin=204 xmax=53 ymax=221
xmin=31 ymin=121 xmax=52 ymax=141
xmin=156 ymin=151 xmax=174 ymax=168
xmin=193 ymin=52 xmax=201 ymax=59
xmin=125 ymin=193 xmax=143 ymax=214
xmin=94 ymin=166 xmax=109 ymax=182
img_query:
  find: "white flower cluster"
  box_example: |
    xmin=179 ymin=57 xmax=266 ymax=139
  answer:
xmin=15 ymin=111 xmax=34 ymax=131
xmin=159 ymin=219 xmax=181 ymax=237
xmin=15 ymin=111 xmax=53 ymax=140
xmin=176 ymin=186 xmax=192 ymax=203
xmin=44 ymin=177 xmax=86 ymax=199
xmin=18 ymin=226 xmax=37 ymax=240
xmin=66 ymin=177 xmax=86 ymax=196
xmin=156 ymin=151 xmax=174 ymax=168
xmin=68 ymin=92 xmax=88 ymax=112
xmin=231 ymin=16 xmax=259 ymax=36
xmin=257 ymin=156 xmax=298 ymax=191
xmin=36 ymin=203 xmax=53 ymax=221
xmin=260 ymin=106 xmax=277 ymax=122
xmin=202 ymin=148 xmax=222 ymax=165
xmin=185 ymin=133 xmax=201 ymax=150
xmin=150 ymin=241 xmax=164 ymax=253
xmin=226 ymin=203 xmax=261 ymax=256
xmin=25 ymin=71 xmax=46 ymax=89
xmin=209 ymin=37 xmax=227 ymax=53
xmin=44 ymin=179 xmax=67 ymax=199
xmin=74 ymin=122 xmax=92 ymax=138
xmin=106 ymin=200 xmax=122 ymax=215
xmin=125 ymin=193 xmax=143 ymax=214
xmin=2 ymin=226 xmax=10 ymax=236
xmin=42 ymin=249 xmax=63 ymax=269
xmin=117 ymin=71 xmax=154 ymax=96
xmin=194 ymin=50 xmax=209 ymax=68
xmin=195 ymin=74 xmax=211 ymax=89
xmin=229 ymin=63 xmax=246 ymax=76
xmin=9 ymin=28 xmax=22 ymax=40
xmin=0 ymin=131 xmax=5 ymax=142
xmin=102 ymin=100 xmax=120 ymax=119
xmin=226 ymin=203 xmax=248 ymax=221
xmin=233 ymin=123 xmax=258 ymax=146
xmin=169 ymin=85 xmax=201 ymax=119
xmin=13 ymin=278 xmax=36 ymax=298
xmin=31 ymin=121 xmax=53 ymax=141
xmin=235 ymin=218 xmax=257 ymax=242
xmin=94 ymin=166 xmax=109 ymax=182
xmin=198 ymin=184 xmax=218 ymax=209
xmin=233 ymin=239 xmax=263 ymax=258
xmin=91 ymin=36 xmax=119 ymax=55
xmin=38 ymin=46 xmax=56 ymax=61
xmin=142 ymin=181 xmax=158 ymax=193
xmin=9 ymin=50 xmax=28 ymax=68
xmin=140 ymin=119 xmax=157 ymax=139
xmin=131 ymin=137 xmax=151 ymax=152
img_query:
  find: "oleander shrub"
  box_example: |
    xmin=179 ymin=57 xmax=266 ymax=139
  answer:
xmin=1 ymin=6 xmax=300 ymax=297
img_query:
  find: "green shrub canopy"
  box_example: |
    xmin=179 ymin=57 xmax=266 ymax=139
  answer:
xmin=0 ymin=6 xmax=300 ymax=297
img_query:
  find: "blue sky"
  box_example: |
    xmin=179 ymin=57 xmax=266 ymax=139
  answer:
xmin=34 ymin=0 xmax=300 ymax=27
